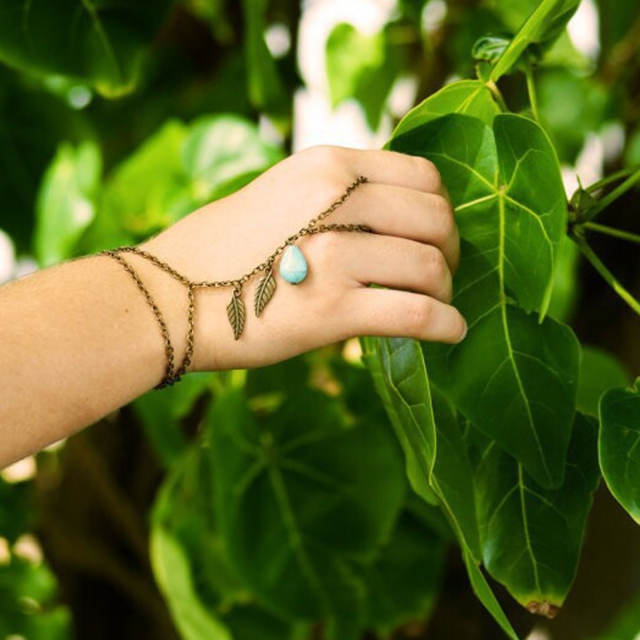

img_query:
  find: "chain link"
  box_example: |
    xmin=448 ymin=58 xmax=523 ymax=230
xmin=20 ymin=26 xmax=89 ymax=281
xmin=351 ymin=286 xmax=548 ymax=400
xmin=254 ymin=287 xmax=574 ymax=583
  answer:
xmin=100 ymin=176 xmax=369 ymax=387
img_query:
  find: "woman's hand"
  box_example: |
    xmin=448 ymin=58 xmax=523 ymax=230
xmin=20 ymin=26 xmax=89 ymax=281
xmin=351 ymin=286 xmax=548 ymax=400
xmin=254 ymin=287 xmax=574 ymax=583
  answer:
xmin=0 ymin=145 xmax=465 ymax=465
xmin=140 ymin=145 xmax=466 ymax=372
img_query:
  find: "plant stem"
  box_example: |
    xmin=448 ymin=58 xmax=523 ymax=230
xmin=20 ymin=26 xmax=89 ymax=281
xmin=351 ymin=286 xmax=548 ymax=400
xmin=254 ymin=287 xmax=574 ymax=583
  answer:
xmin=583 ymin=221 xmax=640 ymax=245
xmin=585 ymin=167 xmax=637 ymax=193
xmin=524 ymin=65 xmax=540 ymax=122
xmin=486 ymin=79 xmax=508 ymax=111
xmin=571 ymin=232 xmax=640 ymax=315
xmin=585 ymin=167 xmax=640 ymax=221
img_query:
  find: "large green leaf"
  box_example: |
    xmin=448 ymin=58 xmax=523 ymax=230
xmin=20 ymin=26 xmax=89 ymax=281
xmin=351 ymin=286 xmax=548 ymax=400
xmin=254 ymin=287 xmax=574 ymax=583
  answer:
xmin=490 ymin=0 xmax=581 ymax=80
xmin=468 ymin=413 xmax=599 ymax=614
xmin=208 ymin=387 xmax=406 ymax=639
xmin=599 ymin=379 xmax=640 ymax=524
xmin=389 ymin=79 xmax=500 ymax=139
xmin=0 ymin=1 xmax=173 ymax=97
xmin=389 ymin=113 xmax=578 ymax=488
xmin=361 ymin=336 xmax=481 ymax=560
xmin=34 ymin=141 xmax=101 ymax=267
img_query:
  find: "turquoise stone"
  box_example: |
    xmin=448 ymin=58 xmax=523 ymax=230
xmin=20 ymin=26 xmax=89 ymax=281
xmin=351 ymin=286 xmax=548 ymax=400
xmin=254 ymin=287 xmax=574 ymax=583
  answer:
xmin=279 ymin=244 xmax=308 ymax=284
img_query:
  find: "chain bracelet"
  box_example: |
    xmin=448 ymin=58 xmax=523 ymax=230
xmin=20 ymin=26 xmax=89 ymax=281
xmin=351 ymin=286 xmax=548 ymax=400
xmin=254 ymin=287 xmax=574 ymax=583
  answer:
xmin=100 ymin=176 xmax=370 ymax=388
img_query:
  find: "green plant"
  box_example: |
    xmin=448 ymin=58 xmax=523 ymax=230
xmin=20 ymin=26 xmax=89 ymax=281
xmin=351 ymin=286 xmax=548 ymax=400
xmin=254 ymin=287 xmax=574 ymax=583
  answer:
xmin=0 ymin=1 xmax=639 ymax=639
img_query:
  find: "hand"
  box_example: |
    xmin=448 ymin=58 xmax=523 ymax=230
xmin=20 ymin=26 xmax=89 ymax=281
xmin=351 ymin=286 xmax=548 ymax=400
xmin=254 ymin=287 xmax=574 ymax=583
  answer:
xmin=139 ymin=145 xmax=467 ymax=372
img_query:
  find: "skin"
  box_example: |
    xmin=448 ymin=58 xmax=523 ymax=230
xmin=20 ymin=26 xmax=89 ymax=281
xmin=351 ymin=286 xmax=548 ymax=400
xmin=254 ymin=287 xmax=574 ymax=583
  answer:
xmin=0 ymin=146 xmax=466 ymax=468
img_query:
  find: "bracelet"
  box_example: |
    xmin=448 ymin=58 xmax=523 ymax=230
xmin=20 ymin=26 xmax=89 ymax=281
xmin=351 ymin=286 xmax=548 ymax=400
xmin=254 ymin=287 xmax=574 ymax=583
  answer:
xmin=100 ymin=176 xmax=370 ymax=389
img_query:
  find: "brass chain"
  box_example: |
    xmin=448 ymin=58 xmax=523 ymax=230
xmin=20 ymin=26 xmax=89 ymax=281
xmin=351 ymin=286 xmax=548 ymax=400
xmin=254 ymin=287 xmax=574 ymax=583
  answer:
xmin=101 ymin=176 xmax=369 ymax=388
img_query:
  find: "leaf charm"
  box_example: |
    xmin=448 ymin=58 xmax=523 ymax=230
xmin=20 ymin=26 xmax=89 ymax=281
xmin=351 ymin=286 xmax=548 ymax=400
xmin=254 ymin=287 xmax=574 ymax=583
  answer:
xmin=226 ymin=290 xmax=246 ymax=340
xmin=254 ymin=268 xmax=276 ymax=317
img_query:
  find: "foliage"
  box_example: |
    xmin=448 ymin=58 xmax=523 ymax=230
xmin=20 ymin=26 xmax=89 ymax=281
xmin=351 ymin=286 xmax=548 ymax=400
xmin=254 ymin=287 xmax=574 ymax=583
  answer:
xmin=1 ymin=1 xmax=640 ymax=639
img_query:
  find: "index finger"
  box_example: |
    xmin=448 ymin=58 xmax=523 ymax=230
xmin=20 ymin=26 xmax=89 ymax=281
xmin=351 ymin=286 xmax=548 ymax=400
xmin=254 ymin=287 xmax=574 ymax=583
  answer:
xmin=335 ymin=147 xmax=445 ymax=195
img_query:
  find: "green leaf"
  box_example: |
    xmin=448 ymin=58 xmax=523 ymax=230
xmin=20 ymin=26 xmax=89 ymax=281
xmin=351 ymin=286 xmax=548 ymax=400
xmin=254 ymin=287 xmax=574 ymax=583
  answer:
xmin=83 ymin=120 xmax=187 ymax=250
xmin=577 ymin=347 xmax=630 ymax=417
xmin=472 ymin=36 xmax=511 ymax=64
xmin=151 ymin=445 xmax=307 ymax=640
xmin=151 ymin=527 xmax=232 ymax=640
xmin=182 ymin=115 xmax=283 ymax=203
xmin=361 ymin=336 xmax=437 ymax=505
xmin=363 ymin=510 xmax=446 ymax=634
xmin=326 ymin=23 xmax=404 ymax=130
xmin=34 ymin=141 xmax=101 ymax=267
xmin=390 ymin=113 xmax=578 ymax=488
xmin=0 ymin=0 xmax=173 ymax=97
xmin=462 ymin=549 xmax=520 ymax=640
xmin=389 ymin=80 xmax=500 ymax=140
xmin=361 ymin=336 xmax=481 ymax=560
xmin=490 ymin=0 xmax=581 ymax=80
xmin=468 ymin=413 xmax=599 ymax=614
xmin=599 ymin=379 xmax=640 ymax=524
xmin=208 ymin=387 xmax=406 ymax=637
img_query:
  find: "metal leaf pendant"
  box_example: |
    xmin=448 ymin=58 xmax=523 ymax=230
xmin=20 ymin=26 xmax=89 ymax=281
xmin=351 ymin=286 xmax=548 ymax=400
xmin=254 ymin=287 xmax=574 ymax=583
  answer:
xmin=226 ymin=290 xmax=246 ymax=340
xmin=254 ymin=268 xmax=276 ymax=317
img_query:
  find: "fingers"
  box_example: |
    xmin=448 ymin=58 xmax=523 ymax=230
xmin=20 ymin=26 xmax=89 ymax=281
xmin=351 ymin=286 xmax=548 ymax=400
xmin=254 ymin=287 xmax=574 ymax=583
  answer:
xmin=339 ymin=233 xmax=453 ymax=303
xmin=340 ymin=183 xmax=460 ymax=271
xmin=343 ymin=287 xmax=467 ymax=344
xmin=304 ymin=146 xmax=443 ymax=194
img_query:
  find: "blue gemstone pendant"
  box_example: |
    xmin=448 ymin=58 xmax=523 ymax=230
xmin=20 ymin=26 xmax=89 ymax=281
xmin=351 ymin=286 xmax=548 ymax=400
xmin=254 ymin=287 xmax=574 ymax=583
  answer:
xmin=279 ymin=244 xmax=308 ymax=284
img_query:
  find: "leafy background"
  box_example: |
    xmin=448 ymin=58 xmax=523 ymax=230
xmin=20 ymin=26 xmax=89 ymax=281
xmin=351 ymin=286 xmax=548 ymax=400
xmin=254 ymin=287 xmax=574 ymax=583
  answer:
xmin=0 ymin=1 xmax=639 ymax=639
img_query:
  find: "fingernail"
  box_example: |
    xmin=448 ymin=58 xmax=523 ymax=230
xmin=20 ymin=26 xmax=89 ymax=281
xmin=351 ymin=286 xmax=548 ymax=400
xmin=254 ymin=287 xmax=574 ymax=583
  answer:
xmin=457 ymin=318 xmax=468 ymax=343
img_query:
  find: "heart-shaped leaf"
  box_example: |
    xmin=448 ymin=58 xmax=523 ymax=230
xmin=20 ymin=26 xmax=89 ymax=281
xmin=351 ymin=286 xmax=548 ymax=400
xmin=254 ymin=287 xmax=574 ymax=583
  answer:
xmin=389 ymin=113 xmax=578 ymax=488
xmin=208 ymin=387 xmax=406 ymax=639
xmin=389 ymin=80 xmax=500 ymax=140
xmin=467 ymin=412 xmax=599 ymax=615
xmin=599 ymin=379 xmax=640 ymax=524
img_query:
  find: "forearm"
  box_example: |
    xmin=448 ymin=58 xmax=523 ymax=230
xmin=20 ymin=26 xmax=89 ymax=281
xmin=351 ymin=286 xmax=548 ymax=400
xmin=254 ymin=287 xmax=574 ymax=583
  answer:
xmin=0 ymin=253 xmax=188 ymax=466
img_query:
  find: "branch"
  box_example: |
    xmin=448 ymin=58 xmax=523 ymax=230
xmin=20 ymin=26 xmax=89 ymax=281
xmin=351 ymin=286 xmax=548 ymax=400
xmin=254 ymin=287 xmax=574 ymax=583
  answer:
xmin=582 ymin=222 xmax=640 ymax=245
xmin=571 ymin=232 xmax=640 ymax=316
xmin=584 ymin=167 xmax=640 ymax=221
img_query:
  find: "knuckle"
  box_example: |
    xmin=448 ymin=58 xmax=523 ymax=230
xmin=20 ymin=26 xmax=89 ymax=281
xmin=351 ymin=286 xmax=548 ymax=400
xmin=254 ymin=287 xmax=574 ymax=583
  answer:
xmin=309 ymin=230 xmax=341 ymax=263
xmin=414 ymin=156 xmax=442 ymax=191
xmin=421 ymin=245 xmax=448 ymax=279
xmin=306 ymin=145 xmax=346 ymax=169
xmin=433 ymin=196 xmax=456 ymax=238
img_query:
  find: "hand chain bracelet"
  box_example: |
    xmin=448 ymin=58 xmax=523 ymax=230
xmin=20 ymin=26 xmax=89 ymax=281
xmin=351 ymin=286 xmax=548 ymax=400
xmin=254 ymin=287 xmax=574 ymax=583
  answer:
xmin=100 ymin=176 xmax=370 ymax=389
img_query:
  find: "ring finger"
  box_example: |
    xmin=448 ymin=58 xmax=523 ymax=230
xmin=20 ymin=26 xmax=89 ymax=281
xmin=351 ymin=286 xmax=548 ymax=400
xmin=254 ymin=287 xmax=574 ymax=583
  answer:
xmin=331 ymin=232 xmax=453 ymax=303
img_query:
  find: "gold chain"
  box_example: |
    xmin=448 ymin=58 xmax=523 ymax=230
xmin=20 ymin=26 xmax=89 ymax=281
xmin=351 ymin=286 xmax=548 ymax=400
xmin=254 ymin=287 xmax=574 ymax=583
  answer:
xmin=101 ymin=176 xmax=369 ymax=388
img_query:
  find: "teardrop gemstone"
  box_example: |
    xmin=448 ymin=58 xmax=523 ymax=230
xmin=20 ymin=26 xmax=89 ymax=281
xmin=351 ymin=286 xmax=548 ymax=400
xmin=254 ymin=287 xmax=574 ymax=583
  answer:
xmin=279 ymin=244 xmax=308 ymax=284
